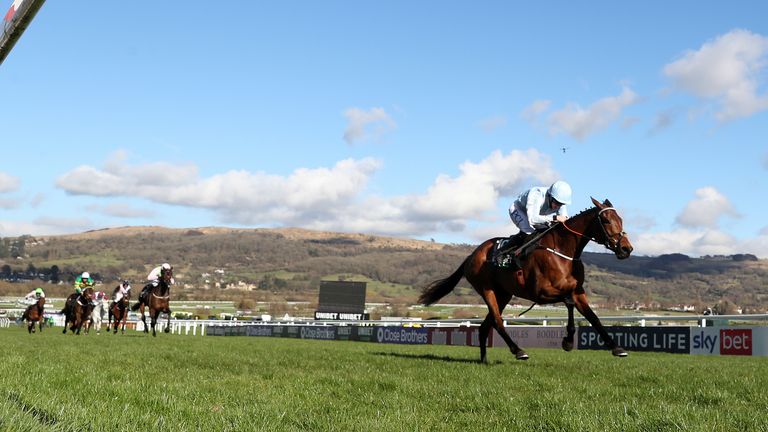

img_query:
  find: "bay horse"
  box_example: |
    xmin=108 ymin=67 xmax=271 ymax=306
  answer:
xmin=131 ymin=267 xmax=172 ymax=337
xmin=61 ymin=287 xmax=94 ymax=335
xmin=108 ymin=290 xmax=131 ymax=334
xmin=419 ymin=197 xmax=633 ymax=362
xmin=21 ymin=296 xmax=45 ymax=333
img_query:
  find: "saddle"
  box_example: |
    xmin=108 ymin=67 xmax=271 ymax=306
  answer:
xmin=490 ymin=230 xmax=550 ymax=286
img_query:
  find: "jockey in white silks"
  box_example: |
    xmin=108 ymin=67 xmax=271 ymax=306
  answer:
xmin=139 ymin=263 xmax=174 ymax=302
xmin=114 ymin=280 xmax=132 ymax=304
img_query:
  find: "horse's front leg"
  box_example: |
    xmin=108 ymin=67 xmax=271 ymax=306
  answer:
xmin=164 ymin=306 xmax=171 ymax=333
xmin=140 ymin=306 xmax=149 ymax=334
xmin=151 ymin=310 xmax=160 ymax=337
xmin=573 ymin=292 xmax=627 ymax=357
xmin=562 ymin=299 xmax=575 ymax=351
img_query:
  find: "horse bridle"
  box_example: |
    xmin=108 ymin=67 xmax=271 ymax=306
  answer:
xmin=561 ymin=207 xmax=627 ymax=253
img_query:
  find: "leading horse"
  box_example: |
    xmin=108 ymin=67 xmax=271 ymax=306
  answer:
xmin=131 ymin=267 xmax=172 ymax=337
xmin=419 ymin=197 xmax=633 ymax=362
xmin=21 ymin=296 xmax=45 ymax=333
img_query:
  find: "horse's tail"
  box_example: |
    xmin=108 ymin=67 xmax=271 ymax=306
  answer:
xmin=130 ymin=301 xmax=141 ymax=312
xmin=418 ymin=257 xmax=468 ymax=305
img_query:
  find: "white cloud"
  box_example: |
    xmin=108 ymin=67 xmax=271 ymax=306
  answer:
xmin=342 ymin=107 xmax=396 ymax=144
xmin=633 ymin=228 xmax=768 ymax=258
xmin=521 ymin=99 xmax=551 ymax=121
xmin=0 ymin=198 xmax=20 ymax=209
xmin=649 ymin=109 xmax=676 ymax=134
xmin=675 ymin=187 xmax=740 ymax=228
xmin=401 ymin=149 xmax=557 ymax=221
xmin=53 ymin=149 xmax=558 ymax=239
xmin=0 ymin=217 xmax=96 ymax=237
xmin=476 ymin=115 xmax=508 ymax=132
xmin=0 ymin=172 xmax=20 ymax=193
xmin=87 ymin=203 xmax=156 ymax=219
xmin=547 ymin=87 xmax=639 ymax=141
xmin=663 ymin=29 xmax=768 ymax=121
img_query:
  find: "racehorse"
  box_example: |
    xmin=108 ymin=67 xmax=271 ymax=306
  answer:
xmin=86 ymin=292 xmax=108 ymax=334
xmin=131 ymin=267 xmax=172 ymax=337
xmin=108 ymin=290 xmax=131 ymax=334
xmin=419 ymin=198 xmax=634 ymax=362
xmin=21 ymin=296 xmax=45 ymax=333
xmin=61 ymin=287 xmax=94 ymax=335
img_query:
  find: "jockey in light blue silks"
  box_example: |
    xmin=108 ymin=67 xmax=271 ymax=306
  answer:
xmin=499 ymin=180 xmax=572 ymax=255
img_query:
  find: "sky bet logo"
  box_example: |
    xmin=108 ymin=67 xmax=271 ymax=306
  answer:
xmin=693 ymin=329 xmax=752 ymax=355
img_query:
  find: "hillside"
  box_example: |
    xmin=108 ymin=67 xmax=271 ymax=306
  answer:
xmin=1 ymin=226 xmax=767 ymax=313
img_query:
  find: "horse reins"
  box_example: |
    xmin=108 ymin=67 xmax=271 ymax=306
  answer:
xmin=548 ymin=207 xmax=626 ymax=260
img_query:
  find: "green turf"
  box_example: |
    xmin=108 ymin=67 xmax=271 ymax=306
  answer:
xmin=1 ymin=326 xmax=767 ymax=431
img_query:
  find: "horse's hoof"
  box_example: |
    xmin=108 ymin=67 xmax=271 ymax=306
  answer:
xmin=562 ymin=339 xmax=574 ymax=352
xmin=164 ymin=328 xmax=170 ymax=334
xmin=612 ymin=347 xmax=628 ymax=357
xmin=515 ymin=351 xmax=529 ymax=360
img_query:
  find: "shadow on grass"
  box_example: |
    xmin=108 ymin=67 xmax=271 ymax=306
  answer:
xmin=372 ymin=351 xmax=502 ymax=365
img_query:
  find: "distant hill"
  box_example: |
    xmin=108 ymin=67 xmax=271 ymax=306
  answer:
xmin=0 ymin=226 xmax=766 ymax=312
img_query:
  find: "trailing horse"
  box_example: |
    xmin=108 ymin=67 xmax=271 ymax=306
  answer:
xmin=108 ymin=290 xmax=131 ymax=334
xmin=419 ymin=198 xmax=633 ymax=362
xmin=131 ymin=267 xmax=172 ymax=337
xmin=21 ymin=296 xmax=45 ymax=333
xmin=61 ymin=288 xmax=94 ymax=335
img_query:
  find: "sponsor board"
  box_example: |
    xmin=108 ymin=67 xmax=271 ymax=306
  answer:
xmin=284 ymin=326 xmax=301 ymax=338
xmin=491 ymin=326 xmax=569 ymax=349
xmin=300 ymin=326 xmax=336 ymax=341
xmin=429 ymin=328 xmax=474 ymax=346
xmin=314 ymin=311 xmax=370 ymax=320
xmin=578 ymin=326 xmax=689 ymax=353
xmin=336 ymin=326 xmax=352 ymax=341
xmin=691 ymin=327 xmax=759 ymax=356
xmin=352 ymin=326 xmax=377 ymax=342
xmin=247 ymin=326 xmax=274 ymax=337
xmin=376 ymin=326 xmax=429 ymax=344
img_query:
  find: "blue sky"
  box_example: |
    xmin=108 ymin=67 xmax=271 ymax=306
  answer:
xmin=1 ymin=1 xmax=767 ymax=258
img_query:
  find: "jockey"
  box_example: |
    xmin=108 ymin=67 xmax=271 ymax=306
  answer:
xmin=147 ymin=263 xmax=174 ymax=286
xmin=24 ymin=287 xmax=45 ymax=301
xmin=140 ymin=263 xmax=173 ymax=302
xmin=501 ymin=180 xmax=572 ymax=254
xmin=73 ymin=271 xmax=95 ymax=294
xmin=114 ymin=280 xmax=131 ymax=303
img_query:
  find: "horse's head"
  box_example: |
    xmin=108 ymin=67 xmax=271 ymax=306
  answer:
xmin=161 ymin=266 xmax=173 ymax=283
xmin=81 ymin=287 xmax=95 ymax=302
xmin=590 ymin=197 xmax=633 ymax=260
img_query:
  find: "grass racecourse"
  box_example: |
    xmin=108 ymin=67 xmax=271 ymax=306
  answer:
xmin=1 ymin=326 xmax=767 ymax=431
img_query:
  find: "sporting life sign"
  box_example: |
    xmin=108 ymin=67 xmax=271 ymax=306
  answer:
xmin=578 ymin=326 xmax=689 ymax=354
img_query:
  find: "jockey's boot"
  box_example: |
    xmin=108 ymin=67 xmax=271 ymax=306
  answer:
xmin=497 ymin=231 xmax=527 ymax=256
